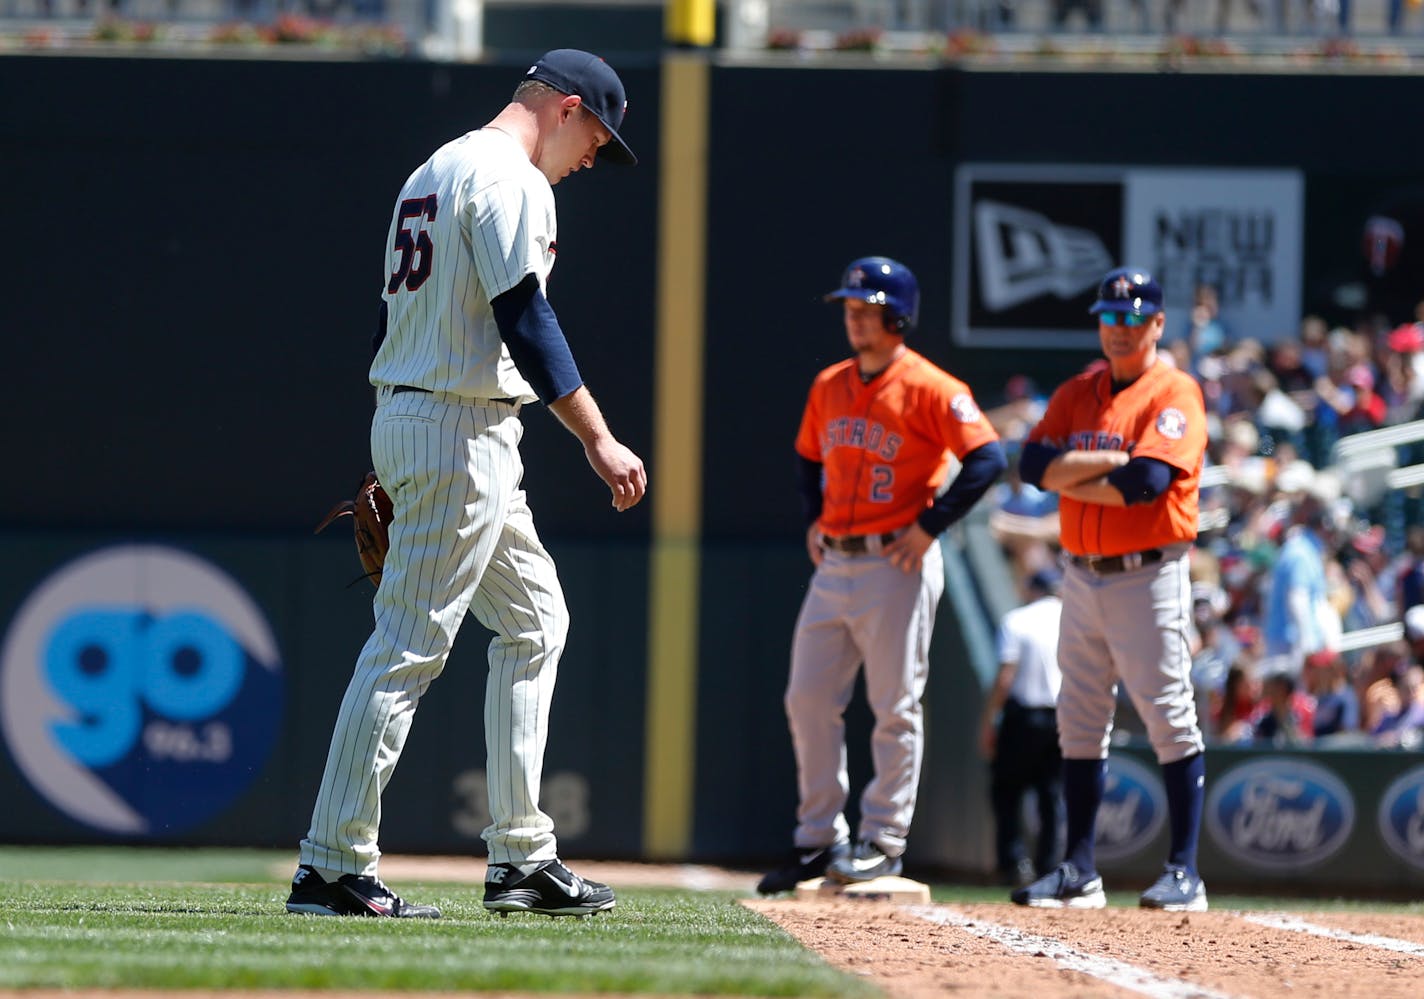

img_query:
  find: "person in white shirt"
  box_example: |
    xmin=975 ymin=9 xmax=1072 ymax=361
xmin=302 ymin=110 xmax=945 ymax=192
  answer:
xmin=979 ymin=568 xmax=1064 ymax=886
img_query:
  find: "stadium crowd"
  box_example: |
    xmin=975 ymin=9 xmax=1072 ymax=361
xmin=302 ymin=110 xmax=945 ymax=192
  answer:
xmin=986 ymin=291 xmax=1424 ymax=750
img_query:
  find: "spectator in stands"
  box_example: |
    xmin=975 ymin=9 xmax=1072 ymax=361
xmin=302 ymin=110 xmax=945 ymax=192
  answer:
xmin=1251 ymin=671 xmax=1315 ymax=746
xmin=985 ymin=375 xmax=1047 ymax=447
xmin=1268 ymin=338 xmax=1318 ymax=399
xmin=1167 ymin=283 xmax=1229 ymax=377
xmin=1299 ymin=316 xmax=1331 ymax=380
xmin=1338 ymin=364 xmax=1387 ymax=435
xmin=1261 ymin=479 xmax=1339 ymax=677
xmin=1304 ymin=649 xmax=1360 ymax=741
xmin=1395 ymin=527 xmax=1424 ymax=616
xmin=1334 ymin=523 xmax=1393 ymax=633
xmin=1380 ymin=322 xmax=1424 ymax=423
xmin=1372 ymin=664 xmax=1424 ymax=749
xmin=1216 ymin=339 xmax=1269 ymax=424
xmin=1190 ymin=581 xmax=1239 ymax=737
xmin=1213 ymin=660 xmax=1262 ymax=744
xmin=1359 ymin=638 xmax=1409 ymax=734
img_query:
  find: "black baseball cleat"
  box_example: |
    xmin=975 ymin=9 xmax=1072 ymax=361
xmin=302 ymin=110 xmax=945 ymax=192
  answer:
xmin=757 ymin=841 xmax=850 ymax=894
xmin=483 ymin=859 xmax=615 ymax=917
xmin=1139 ymin=864 xmax=1208 ymax=912
xmin=826 ymin=840 xmax=903 ymax=884
xmin=1010 ymin=862 xmax=1106 ymax=908
xmin=285 ymin=865 xmax=441 ymax=918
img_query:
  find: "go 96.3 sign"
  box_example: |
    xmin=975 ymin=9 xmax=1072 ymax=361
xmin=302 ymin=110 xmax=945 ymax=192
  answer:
xmin=0 ymin=546 xmax=283 ymax=836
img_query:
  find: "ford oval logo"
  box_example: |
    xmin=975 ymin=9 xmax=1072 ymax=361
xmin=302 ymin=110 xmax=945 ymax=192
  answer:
xmin=1378 ymin=766 xmax=1424 ymax=870
xmin=1206 ymin=759 xmax=1354 ymax=870
xmin=1095 ymin=755 xmax=1166 ymax=862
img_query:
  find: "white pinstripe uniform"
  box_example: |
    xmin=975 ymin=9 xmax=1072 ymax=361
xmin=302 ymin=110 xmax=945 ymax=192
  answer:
xmin=299 ymin=127 xmax=568 ymax=875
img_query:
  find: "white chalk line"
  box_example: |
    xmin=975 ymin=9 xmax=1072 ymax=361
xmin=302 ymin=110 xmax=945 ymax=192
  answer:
xmin=1235 ymin=911 xmax=1424 ymax=956
xmin=904 ymin=904 xmax=1240 ymax=999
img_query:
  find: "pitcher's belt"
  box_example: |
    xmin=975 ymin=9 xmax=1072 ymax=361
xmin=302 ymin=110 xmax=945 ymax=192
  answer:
xmin=392 ymin=385 xmax=515 ymax=405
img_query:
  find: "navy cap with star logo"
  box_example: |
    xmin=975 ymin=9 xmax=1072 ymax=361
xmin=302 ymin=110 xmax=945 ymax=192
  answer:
xmin=1088 ymin=266 xmax=1164 ymax=315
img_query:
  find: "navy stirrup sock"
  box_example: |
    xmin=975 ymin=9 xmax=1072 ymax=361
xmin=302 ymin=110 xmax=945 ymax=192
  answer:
xmin=1161 ymin=752 xmax=1205 ymax=874
xmin=1061 ymin=757 xmax=1106 ymax=876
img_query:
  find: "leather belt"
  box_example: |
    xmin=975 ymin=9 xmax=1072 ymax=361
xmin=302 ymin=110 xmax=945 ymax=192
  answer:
xmin=1066 ymin=548 xmax=1165 ymax=575
xmin=820 ymin=531 xmax=900 ymax=555
xmin=392 ymin=385 xmax=515 ymax=405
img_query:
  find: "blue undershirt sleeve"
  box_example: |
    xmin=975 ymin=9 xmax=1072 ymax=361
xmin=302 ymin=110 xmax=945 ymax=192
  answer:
xmin=373 ymin=298 xmax=388 ymax=357
xmin=1106 ymin=456 xmax=1177 ymax=505
xmin=917 ymin=440 xmax=1008 ymax=537
xmin=796 ymin=455 xmax=824 ymax=528
xmin=1018 ymin=440 xmax=1060 ymax=488
xmin=490 ymin=274 xmax=584 ymax=404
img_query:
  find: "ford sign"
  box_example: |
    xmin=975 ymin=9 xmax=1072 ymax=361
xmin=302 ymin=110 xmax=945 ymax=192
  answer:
xmin=1206 ymin=759 xmax=1354 ymax=870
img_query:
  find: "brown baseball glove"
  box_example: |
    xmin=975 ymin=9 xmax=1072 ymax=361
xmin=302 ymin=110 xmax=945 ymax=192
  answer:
xmin=314 ymin=471 xmax=393 ymax=588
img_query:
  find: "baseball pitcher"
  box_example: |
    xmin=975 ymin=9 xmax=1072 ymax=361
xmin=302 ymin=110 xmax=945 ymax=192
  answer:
xmin=287 ymin=50 xmax=645 ymax=920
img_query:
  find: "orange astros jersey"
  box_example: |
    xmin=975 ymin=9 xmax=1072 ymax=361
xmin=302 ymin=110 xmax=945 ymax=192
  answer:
xmin=795 ymin=349 xmax=999 ymax=537
xmin=1026 ymin=359 xmax=1206 ymax=557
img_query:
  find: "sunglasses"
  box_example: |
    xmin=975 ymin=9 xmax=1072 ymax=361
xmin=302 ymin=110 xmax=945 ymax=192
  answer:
xmin=1097 ymin=311 xmax=1152 ymax=327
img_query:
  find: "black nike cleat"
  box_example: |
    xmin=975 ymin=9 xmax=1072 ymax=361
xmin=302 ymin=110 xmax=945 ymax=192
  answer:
xmin=756 ymin=840 xmax=851 ymax=894
xmin=483 ymin=859 xmax=615 ymax=917
xmin=285 ymin=865 xmax=441 ymax=918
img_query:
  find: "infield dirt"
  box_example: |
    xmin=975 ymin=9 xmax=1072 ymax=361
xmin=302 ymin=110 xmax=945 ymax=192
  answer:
xmin=377 ymin=857 xmax=1424 ymax=999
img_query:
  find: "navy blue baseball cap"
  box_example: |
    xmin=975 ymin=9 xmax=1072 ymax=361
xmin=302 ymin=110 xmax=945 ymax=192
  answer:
xmin=1088 ymin=267 xmax=1164 ymax=315
xmin=525 ymin=49 xmax=636 ymax=166
xmin=1028 ymin=567 xmax=1062 ymax=594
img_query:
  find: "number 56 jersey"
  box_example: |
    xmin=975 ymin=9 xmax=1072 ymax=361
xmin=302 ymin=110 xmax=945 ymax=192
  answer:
xmin=795 ymin=349 xmax=999 ymax=537
xmin=370 ymin=128 xmax=548 ymax=404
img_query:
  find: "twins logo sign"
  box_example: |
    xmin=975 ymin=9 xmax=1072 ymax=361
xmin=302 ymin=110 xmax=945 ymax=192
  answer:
xmin=0 ymin=546 xmax=283 ymax=836
xmin=1206 ymin=759 xmax=1354 ymax=870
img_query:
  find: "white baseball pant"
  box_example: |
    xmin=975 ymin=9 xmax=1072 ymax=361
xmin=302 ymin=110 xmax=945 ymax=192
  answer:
xmin=299 ymin=385 xmax=567 ymax=875
xmin=784 ymin=542 xmax=944 ymax=856
xmin=1056 ymin=548 xmax=1204 ymax=765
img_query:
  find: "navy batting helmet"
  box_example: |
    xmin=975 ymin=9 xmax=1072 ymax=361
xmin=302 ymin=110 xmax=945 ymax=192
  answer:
xmin=824 ymin=256 xmax=920 ymax=334
xmin=1089 ymin=267 xmax=1164 ymax=316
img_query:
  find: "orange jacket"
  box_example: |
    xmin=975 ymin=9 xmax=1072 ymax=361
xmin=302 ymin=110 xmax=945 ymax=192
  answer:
xmin=1026 ymin=359 xmax=1206 ymax=557
xmin=795 ymin=350 xmax=999 ymax=537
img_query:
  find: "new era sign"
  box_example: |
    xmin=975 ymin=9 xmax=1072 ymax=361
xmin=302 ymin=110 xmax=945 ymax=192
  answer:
xmin=952 ymin=165 xmax=1303 ymax=349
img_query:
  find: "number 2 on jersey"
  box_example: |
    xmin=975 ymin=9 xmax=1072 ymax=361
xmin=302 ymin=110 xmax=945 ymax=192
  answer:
xmin=871 ymin=464 xmax=894 ymax=502
xmin=387 ymin=194 xmax=439 ymax=293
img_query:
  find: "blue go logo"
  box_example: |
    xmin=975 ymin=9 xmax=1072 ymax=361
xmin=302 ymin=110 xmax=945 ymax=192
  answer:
xmin=0 ymin=546 xmax=284 ymax=836
xmin=48 ymin=610 xmax=245 ymax=767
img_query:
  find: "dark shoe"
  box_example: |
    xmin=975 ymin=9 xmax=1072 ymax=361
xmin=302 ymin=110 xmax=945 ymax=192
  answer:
xmin=483 ymin=859 xmax=615 ymax=917
xmin=825 ymin=840 xmax=903 ymax=884
xmin=1010 ymin=862 xmax=1105 ymax=908
xmin=1139 ymin=864 xmax=1207 ymax=911
xmin=285 ymin=865 xmax=441 ymax=918
xmin=756 ymin=841 xmax=850 ymax=894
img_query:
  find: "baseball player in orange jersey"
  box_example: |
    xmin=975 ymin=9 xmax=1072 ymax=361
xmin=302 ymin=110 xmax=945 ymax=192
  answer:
xmin=757 ymin=257 xmax=1006 ymax=894
xmin=1013 ymin=267 xmax=1209 ymax=912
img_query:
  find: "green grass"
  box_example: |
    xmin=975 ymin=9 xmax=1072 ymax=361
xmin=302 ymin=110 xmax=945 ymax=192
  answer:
xmin=0 ymin=847 xmax=875 ymax=995
xmin=7 ymin=847 xmax=1424 ymax=994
